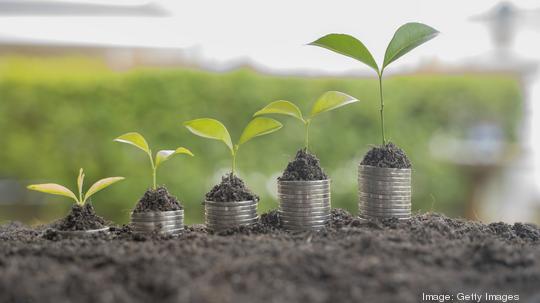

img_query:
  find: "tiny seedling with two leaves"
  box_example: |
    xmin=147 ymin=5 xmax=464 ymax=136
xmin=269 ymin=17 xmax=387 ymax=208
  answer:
xmin=114 ymin=132 xmax=194 ymax=190
xmin=253 ymin=91 xmax=358 ymax=150
xmin=184 ymin=117 xmax=282 ymax=175
xmin=27 ymin=168 xmax=124 ymax=206
xmin=309 ymin=22 xmax=439 ymax=145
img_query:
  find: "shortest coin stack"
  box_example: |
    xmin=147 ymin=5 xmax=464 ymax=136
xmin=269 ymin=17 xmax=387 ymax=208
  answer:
xmin=358 ymin=165 xmax=411 ymax=221
xmin=278 ymin=179 xmax=331 ymax=231
xmin=205 ymin=200 xmax=258 ymax=231
xmin=130 ymin=210 xmax=184 ymax=235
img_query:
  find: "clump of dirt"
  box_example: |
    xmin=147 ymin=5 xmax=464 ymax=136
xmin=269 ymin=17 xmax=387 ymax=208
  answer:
xmin=279 ymin=148 xmax=327 ymax=181
xmin=133 ymin=186 xmax=183 ymax=213
xmin=361 ymin=142 xmax=412 ymax=168
xmin=51 ymin=203 xmax=107 ymax=231
xmin=205 ymin=173 xmax=259 ymax=202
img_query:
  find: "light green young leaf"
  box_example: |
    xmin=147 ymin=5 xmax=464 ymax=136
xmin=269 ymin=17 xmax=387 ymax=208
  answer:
xmin=155 ymin=147 xmax=194 ymax=168
xmin=27 ymin=183 xmax=79 ymax=203
xmin=83 ymin=177 xmax=125 ymax=203
xmin=114 ymin=132 xmax=152 ymax=158
xmin=309 ymin=33 xmax=379 ymax=73
xmin=253 ymin=100 xmax=305 ymax=122
xmin=184 ymin=118 xmax=234 ymax=153
xmin=77 ymin=168 xmax=85 ymax=200
xmin=310 ymin=91 xmax=359 ymax=118
xmin=238 ymin=117 xmax=282 ymax=145
xmin=383 ymin=22 xmax=439 ymax=70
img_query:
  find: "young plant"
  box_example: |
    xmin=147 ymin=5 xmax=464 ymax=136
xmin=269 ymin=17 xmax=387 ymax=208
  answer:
xmin=184 ymin=117 xmax=282 ymax=175
xmin=253 ymin=91 xmax=358 ymax=150
xmin=27 ymin=168 xmax=124 ymax=206
xmin=309 ymin=22 xmax=439 ymax=145
xmin=114 ymin=132 xmax=194 ymax=190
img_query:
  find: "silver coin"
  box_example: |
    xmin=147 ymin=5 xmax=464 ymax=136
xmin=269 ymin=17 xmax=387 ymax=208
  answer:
xmin=204 ymin=200 xmax=257 ymax=207
xmin=55 ymin=227 xmax=110 ymax=236
xmin=131 ymin=210 xmax=184 ymax=218
xmin=205 ymin=213 xmax=257 ymax=221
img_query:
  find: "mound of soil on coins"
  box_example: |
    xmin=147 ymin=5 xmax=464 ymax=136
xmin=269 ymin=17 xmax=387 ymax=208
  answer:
xmin=133 ymin=186 xmax=183 ymax=213
xmin=279 ymin=148 xmax=327 ymax=181
xmin=361 ymin=142 xmax=412 ymax=168
xmin=52 ymin=203 xmax=107 ymax=231
xmin=205 ymin=173 xmax=259 ymax=202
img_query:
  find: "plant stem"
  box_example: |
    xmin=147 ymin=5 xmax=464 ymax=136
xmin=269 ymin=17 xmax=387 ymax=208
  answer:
xmin=231 ymin=152 xmax=237 ymax=176
xmin=152 ymin=168 xmax=157 ymax=190
xmin=148 ymin=152 xmax=157 ymax=190
xmin=304 ymin=120 xmax=311 ymax=150
xmin=378 ymin=74 xmax=386 ymax=146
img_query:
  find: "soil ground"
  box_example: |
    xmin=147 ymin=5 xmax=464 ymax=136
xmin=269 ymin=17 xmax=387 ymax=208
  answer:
xmin=133 ymin=187 xmax=183 ymax=213
xmin=361 ymin=142 xmax=412 ymax=168
xmin=0 ymin=210 xmax=539 ymax=303
xmin=280 ymin=148 xmax=327 ymax=181
xmin=52 ymin=203 xmax=107 ymax=231
xmin=205 ymin=173 xmax=259 ymax=202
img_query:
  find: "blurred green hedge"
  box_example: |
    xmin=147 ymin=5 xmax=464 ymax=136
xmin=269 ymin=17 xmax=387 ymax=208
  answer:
xmin=0 ymin=57 xmax=521 ymax=224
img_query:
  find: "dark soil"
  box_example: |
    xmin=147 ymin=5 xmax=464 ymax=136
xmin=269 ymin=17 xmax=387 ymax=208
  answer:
xmin=205 ymin=173 xmax=259 ymax=202
xmin=0 ymin=210 xmax=539 ymax=302
xmin=51 ymin=203 xmax=107 ymax=231
xmin=361 ymin=142 xmax=412 ymax=168
xmin=133 ymin=187 xmax=183 ymax=213
xmin=279 ymin=148 xmax=327 ymax=181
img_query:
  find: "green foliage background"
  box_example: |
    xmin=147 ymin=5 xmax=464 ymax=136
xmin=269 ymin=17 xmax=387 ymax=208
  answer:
xmin=0 ymin=57 xmax=522 ymax=224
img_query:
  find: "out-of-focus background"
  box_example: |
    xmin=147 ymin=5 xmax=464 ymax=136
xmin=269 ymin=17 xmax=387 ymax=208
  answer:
xmin=0 ymin=0 xmax=539 ymax=225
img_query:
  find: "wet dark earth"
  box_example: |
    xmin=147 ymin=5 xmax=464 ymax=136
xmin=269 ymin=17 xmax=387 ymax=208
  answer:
xmin=0 ymin=210 xmax=539 ymax=303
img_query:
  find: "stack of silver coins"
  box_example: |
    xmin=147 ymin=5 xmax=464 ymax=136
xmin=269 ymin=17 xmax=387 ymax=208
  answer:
xmin=358 ymin=165 xmax=411 ymax=220
xmin=278 ymin=179 xmax=331 ymax=231
xmin=130 ymin=209 xmax=184 ymax=235
xmin=205 ymin=200 xmax=258 ymax=231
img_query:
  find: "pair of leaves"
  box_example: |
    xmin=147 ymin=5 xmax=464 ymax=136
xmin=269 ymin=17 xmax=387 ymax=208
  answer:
xmin=114 ymin=132 xmax=194 ymax=168
xmin=309 ymin=22 xmax=439 ymax=74
xmin=183 ymin=117 xmax=282 ymax=154
xmin=27 ymin=168 xmax=124 ymax=205
xmin=253 ymin=91 xmax=358 ymax=123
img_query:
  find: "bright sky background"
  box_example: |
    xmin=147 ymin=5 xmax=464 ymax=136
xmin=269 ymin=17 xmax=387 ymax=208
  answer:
xmin=0 ymin=0 xmax=539 ymax=74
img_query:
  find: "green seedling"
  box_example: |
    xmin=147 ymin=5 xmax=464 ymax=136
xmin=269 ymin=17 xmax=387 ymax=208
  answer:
xmin=310 ymin=22 xmax=439 ymax=145
xmin=27 ymin=168 xmax=124 ymax=206
xmin=114 ymin=132 xmax=194 ymax=190
xmin=253 ymin=91 xmax=358 ymax=149
xmin=184 ymin=117 xmax=282 ymax=175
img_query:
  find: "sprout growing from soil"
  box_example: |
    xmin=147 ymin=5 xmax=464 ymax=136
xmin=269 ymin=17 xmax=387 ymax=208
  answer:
xmin=114 ymin=132 xmax=194 ymax=190
xmin=184 ymin=117 xmax=282 ymax=175
xmin=27 ymin=168 xmax=124 ymax=205
xmin=309 ymin=22 xmax=439 ymax=145
xmin=253 ymin=91 xmax=358 ymax=150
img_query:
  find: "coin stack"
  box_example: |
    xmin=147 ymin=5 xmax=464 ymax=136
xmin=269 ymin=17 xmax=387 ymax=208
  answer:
xmin=130 ymin=209 xmax=184 ymax=235
xmin=278 ymin=179 xmax=331 ymax=231
xmin=205 ymin=200 xmax=258 ymax=231
xmin=358 ymin=165 xmax=411 ymax=220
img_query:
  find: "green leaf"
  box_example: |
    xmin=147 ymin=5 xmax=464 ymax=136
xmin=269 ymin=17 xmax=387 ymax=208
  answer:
xmin=114 ymin=132 xmax=152 ymax=158
xmin=310 ymin=91 xmax=359 ymax=118
xmin=77 ymin=168 xmax=84 ymax=200
xmin=238 ymin=117 xmax=282 ymax=145
xmin=253 ymin=100 xmax=305 ymax=122
xmin=309 ymin=33 xmax=379 ymax=73
xmin=383 ymin=22 xmax=439 ymax=70
xmin=83 ymin=177 xmax=125 ymax=203
xmin=184 ymin=118 xmax=234 ymax=153
xmin=155 ymin=147 xmax=194 ymax=168
xmin=27 ymin=183 xmax=79 ymax=203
